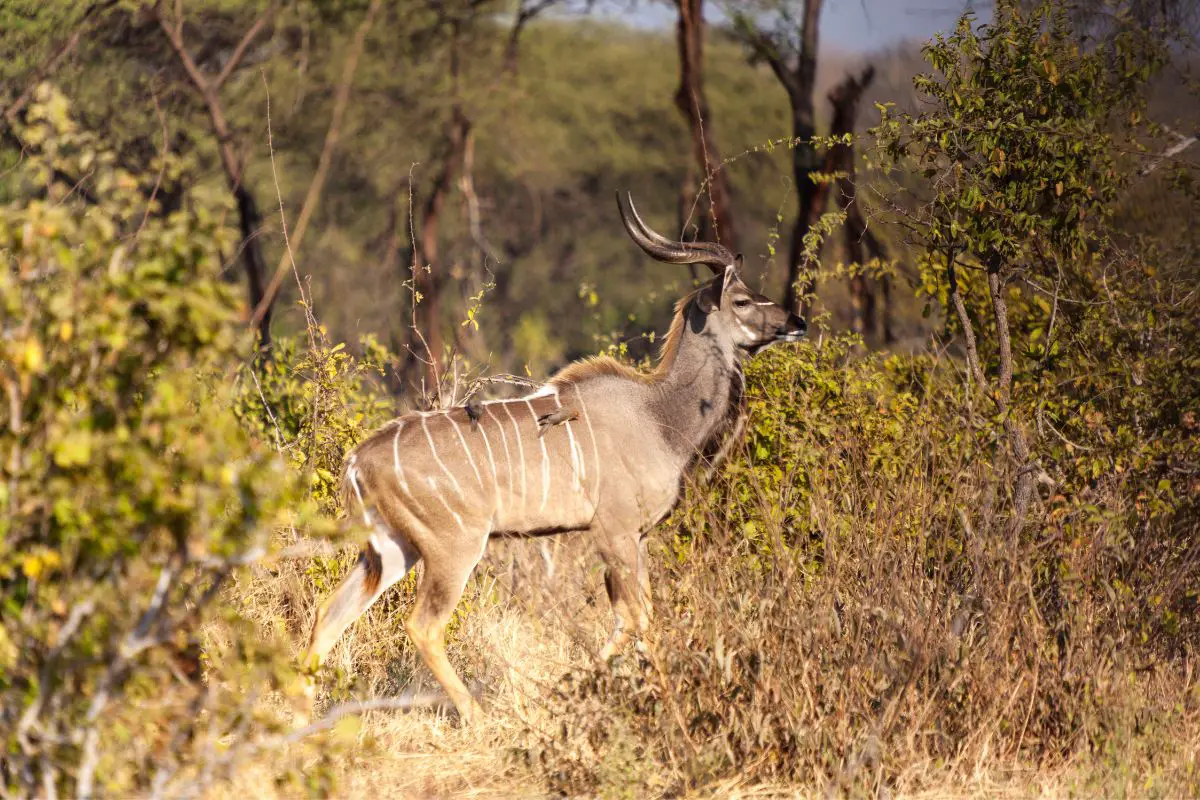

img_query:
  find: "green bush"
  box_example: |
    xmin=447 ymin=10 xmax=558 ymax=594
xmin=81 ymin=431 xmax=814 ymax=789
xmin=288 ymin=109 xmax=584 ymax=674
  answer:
xmin=0 ymin=87 xmax=318 ymax=797
xmin=234 ymin=332 xmax=397 ymax=514
xmin=527 ymin=329 xmax=1197 ymax=795
xmin=522 ymin=9 xmax=1197 ymax=793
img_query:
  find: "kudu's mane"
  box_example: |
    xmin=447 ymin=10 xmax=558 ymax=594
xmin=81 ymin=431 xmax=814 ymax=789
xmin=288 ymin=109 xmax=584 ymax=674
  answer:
xmin=548 ymin=284 xmax=745 ymax=473
xmin=547 ymin=288 xmax=699 ymax=388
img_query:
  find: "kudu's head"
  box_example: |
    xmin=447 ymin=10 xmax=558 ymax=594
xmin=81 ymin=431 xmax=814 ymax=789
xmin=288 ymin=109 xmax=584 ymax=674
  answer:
xmin=617 ymin=193 xmax=807 ymax=353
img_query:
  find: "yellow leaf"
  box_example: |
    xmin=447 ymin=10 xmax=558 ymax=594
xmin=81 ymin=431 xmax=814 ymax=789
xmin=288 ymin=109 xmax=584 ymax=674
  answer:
xmin=0 ymin=625 xmax=16 ymax=669
xmin=21 ymin=339 xmax=45 ymax=373
xmin=53 ymin=431 xmax=93 ymax=467
xmin=59 ymin=320 xmax=73 ymax=342
xmin=1055 ymin=182 xmax=1063 ymax=196
xmin=22 ymin=554 xmax=44 ymax=580
xmin=21 ymin=550 xmax=59 ymax=580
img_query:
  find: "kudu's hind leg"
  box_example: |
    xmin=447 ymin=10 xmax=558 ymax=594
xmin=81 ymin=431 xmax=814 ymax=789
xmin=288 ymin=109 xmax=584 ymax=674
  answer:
xmin=302 ymin=527 xmax=419 ymax=703
xmin=598 ymin=532 xmax=652 ymax=661
xmin=404 ymin=536 xmax=488 ymax=723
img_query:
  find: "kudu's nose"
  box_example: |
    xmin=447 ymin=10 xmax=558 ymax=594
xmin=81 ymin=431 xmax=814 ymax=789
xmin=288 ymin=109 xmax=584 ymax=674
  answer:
xmin=781 ymin=312 xmax=808 ymax=339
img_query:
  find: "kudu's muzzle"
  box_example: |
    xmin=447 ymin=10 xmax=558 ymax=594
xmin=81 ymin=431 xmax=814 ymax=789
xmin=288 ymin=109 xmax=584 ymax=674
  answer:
xmin=776 ymin=312 xmax=808 ymax=342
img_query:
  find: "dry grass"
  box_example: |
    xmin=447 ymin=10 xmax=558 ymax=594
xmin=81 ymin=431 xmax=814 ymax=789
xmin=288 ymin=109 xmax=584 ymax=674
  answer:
xmin=208 ymin=349 xmax=1198 ymax=799
xmin=210 ymin=512 xmax=1197 ymax=798
xmin=212 ymin=537 xmax=611 ymax=798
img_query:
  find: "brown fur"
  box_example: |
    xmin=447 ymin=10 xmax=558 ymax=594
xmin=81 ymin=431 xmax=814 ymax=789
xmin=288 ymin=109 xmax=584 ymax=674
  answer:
xmin=549 ymin=289 xmax=698 ymax=388
xmin=359 ymin=545 xmax=384 ymax=598
xmin=303 ymin=258 xmax=802 ymax=723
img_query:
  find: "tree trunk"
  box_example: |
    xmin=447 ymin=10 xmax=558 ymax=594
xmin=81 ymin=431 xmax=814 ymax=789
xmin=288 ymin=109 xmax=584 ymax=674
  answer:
xmin=154 ymin=4 xmax=278 ymax=348
xmin=411 ymin=107 xmax=472 ymax=394
xmin=234 ymin=186 xmax=271 ymax=345
xmin=986 ymin=263 xmax=1036 ymax=536
xmin=775 ymin=0 xmax=823 ymax=316
xmin=950 ymin=249 xmax=1036 ymax=539
xmin=824 ymin=65 xmax=882 ymax=340
xmin=673 ymin=0 xmax=739 ymax=251
xmin=844 ymin=211 xmax=891 ymax=341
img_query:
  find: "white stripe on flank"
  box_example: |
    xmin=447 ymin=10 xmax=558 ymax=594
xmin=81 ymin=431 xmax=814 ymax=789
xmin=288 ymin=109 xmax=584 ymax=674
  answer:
xmin=489 ymin=407 xmax=515 ymax=506
xmin=525 ymin=399 xmax=550 ymax=512
xmin=501 ymin=403 xmax=527 ymax=513
xmin=574 ymin=388 xmax=601 ymax=498
xmin=347 ymin=460 xmax=370 ymax=525
xmin=427 ymin=476 xmax=464 ymax=529
xmin=565 ymin=421 xmax=582 ymax=488
xmin=478 ymin=421 xmax=500 ymax=510
xmin=422 ymin=415 xmax=464 ymax=499
xmin=449 ymin=416 xmax=484 ymax=488
xmin=555 ymin=394 xmax=584 ymax=491
xmin=391 ymin=423 xmax=410 ymax=495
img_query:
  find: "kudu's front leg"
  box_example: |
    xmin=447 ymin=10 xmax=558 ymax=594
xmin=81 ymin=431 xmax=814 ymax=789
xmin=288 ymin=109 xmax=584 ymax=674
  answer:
xmin=598 ymin=532 xmax=652 ymax=661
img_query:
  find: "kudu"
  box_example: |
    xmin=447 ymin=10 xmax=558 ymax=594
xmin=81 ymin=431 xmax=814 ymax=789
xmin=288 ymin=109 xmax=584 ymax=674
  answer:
xmin=303 ymin=193 xmax=806 ymax=721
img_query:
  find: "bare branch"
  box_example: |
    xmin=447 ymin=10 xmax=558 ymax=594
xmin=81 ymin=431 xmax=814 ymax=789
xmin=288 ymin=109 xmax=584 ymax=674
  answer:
xmin=213 ymin=1 xmax=280 ymax=91
xmin=132 ymin=90 xmax=170 ymax=244
xmin=986 ymin=262 xmax=1014 ymax=408
xmin=258 ymin=71 xmax=317 ymax=350
xmin=154 ymin=4 xmax=240 ymax=185
xmin=734 ymin=23 xmax=793 ymax=94
xmin=154 ymin=1 xmax=277 ymax=345
xmin=156 ymin=5 xmax=210 ymax=94
xmin=503 ymin=0 xmax=563 ymax=73
xmin=249 ymin=0 xmax=381 ymax=333
xmin=947 ymin=252 xmax=989 ymax=393
xmin=283 ymin=694 xmax=455 ymax=744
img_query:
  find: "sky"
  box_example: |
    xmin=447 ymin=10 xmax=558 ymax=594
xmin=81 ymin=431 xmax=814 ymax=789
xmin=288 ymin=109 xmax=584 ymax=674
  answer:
xmin=596 ymin=0 xmax=994 ymax=52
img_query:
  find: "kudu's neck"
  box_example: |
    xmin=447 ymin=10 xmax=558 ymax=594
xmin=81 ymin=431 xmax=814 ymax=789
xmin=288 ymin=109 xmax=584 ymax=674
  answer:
xmin=650 ymin=298 xmax=741 ymax=460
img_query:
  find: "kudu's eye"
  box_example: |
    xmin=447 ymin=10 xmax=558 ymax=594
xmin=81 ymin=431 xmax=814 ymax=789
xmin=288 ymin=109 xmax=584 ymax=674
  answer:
xmin=733 ymin=298 xmax=751 ymax=309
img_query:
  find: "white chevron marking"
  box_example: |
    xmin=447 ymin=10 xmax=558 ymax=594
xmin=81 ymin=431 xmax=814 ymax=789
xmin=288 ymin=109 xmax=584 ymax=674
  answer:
xmin=501 ymin=402 xmax=527 ymax=513
xmin=449 ymin=416 xmax=484 ymax=488
xmin=422 ymin=415 xmax=464 ymax=498
xmin=525 ymin=399 xmax=550 ymax=513
xmin=427 ymin=476 xmax=464 ymax=529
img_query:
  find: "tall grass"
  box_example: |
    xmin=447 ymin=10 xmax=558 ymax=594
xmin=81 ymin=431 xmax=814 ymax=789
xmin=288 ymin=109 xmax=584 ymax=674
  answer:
xmin=515 ymin=341 xmax=1198 ymax=796
xmin=217 ymin=333 xmax=1197 ymax=798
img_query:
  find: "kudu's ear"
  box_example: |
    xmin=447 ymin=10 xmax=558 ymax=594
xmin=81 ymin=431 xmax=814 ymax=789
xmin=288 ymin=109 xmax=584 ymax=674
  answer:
xmin=697 ymin=261 xmax=739 ymax=314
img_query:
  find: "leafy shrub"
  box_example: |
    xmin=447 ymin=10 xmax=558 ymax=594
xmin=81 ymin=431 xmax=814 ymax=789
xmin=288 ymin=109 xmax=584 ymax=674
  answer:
xmin=522 ymin=9 xmax=1197 ymax=792
xmin=0 ymin=87 xmax=319 ymax=797
xmin=234 ymin=332 xmax=397 ymax=514
xmin=526 ymin=330 xmax=1197 ymax=796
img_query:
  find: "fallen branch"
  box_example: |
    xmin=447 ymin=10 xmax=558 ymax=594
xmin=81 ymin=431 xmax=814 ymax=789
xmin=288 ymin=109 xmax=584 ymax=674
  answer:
xmin=284 ymin=693 xmax=457 ymax=744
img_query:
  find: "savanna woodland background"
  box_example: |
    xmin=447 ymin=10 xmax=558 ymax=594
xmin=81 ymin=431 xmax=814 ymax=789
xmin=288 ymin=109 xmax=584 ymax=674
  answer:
xmin=2 ymin=0 xmax=1198 ymax=796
